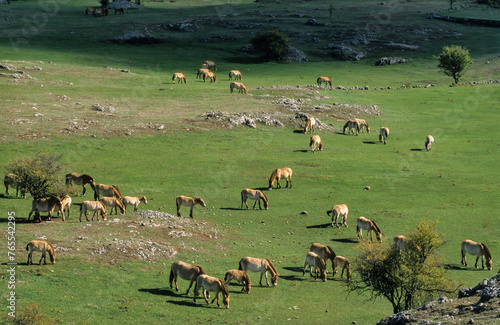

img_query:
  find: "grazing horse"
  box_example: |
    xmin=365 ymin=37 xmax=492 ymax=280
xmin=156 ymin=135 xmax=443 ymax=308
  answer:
xmin=85 ymin=7 xmax=96 ymax=15
xmin=93 ymin=8 xmax=108 ymax=17
xmin=310 ymin=135 xmax=323 ymax=153
xmin=203 ymin=60 xmax=217 ymax=71
xmin=303 ymin=252 xmax=327 ymax=282
xmin=327 ymin=204 xmax=348 ymax=227
xmin=193 ymin=274 xmax=230 ymax=308
xmin=304 ymin=117 xmax=316 ymax=133
xmin=343 ymin=120 xmax=360 ymax=135
xmin=229 ymin=70 xmax=242 ymax=80
xmin=202 ymin=70 xmax=217 ymax=83
xmin=461 ymin=239 xmax=492 ymax=270
xmin=53 ymin=195 xmax=72 ymax=220
xmin=172 ymin=72 xmax=187 ymax=84
xmin=333 ymin=256 xmax=351 ymax=280
xmin=229 ymin=81 xmax=247 ymax=94
xmin=65 ymin=172 xmax=96 ymax=195
xmin=79 ymin=201 xmax=107 ymax=222
xmin=379 ymin=127 xmax=390 ymax=145
xmin=114 ymin=8 xmax=124 ymax=15
xmin=425 ymin=135 xmax=434 ymax=151
xmin=355 ymin=118 xmax=370 ymax=134
xmin=317 ymin=76 xmax=332 ymax=87
xmin=310 ymin=243 xmax=337 ymax=273
xmin=4 ymin=173 xmax=26 ymax=198
xmin=239 ymin=257 xmax=278 ymax=287
xmin=240 ymin=189 xmax=269 ymax=210
xmin=197 ymin=68 xmax=210 ymax=79
xmin=26 ymin=240 xmax=55 ymax=265
xmin=224 ymin=269 xmax=251 ymax=293
xmin=393 ymin=235 xmax=424 ymax=261
xmin=268 ymin=167 xmax=293 ymax=190
xmin=28 ymin=196 xmax=64 ymax=222
xmin=99 ymin=197 xmax=125 ymax=215
xmin=169 ymin=261 xmax=206 ymax=295
xmin=356 ymin=216 xmax=382 ymax=242
xmin=94 ymin=184 xmax=122 ymax=201
xmin=122 ymin=195 xmax=147 ymax=213
xmin=176 ymin=195 xmax=206 ymax=218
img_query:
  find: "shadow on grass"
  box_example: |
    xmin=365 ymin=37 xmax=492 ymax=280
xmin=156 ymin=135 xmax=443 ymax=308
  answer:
xmin=363 ymin=141 xmax=377 ymax=144
xmin=306 ymin=223 xmax=331 ymax=229
xmin=293 ymin=149 xmax=309 ymax=153
xmin=139 ymin=288 xmax=179 ymax=297
xmin=411 ymin=148 xmax=424 ymax=151
xmin=444 ymin=264 xmax=484 ymax=271
xmin=330 ymin=238 xmax=358 ymax=244
xmin=293 ymin=130 xmax=305 ymax=134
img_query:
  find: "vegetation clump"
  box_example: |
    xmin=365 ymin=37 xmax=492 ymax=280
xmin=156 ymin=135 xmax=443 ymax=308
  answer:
xmin=436 ymin=45 xmax=473 ymax=84
xmin=250 ymin=30 xmax=289 ymax=61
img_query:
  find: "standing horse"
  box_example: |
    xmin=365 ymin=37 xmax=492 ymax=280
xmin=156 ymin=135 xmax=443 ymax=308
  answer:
xmin=122 ymin=195 xmax=147 ymax=213
xmin=94 ymin=184 xmax=122 ymax=200
xmin=176 ymin=195 xmax=206 ymax=218
xmin=425 ymin=135 xmax=434 ymax=151
xmin=229 ymin=70 xmax=242 ymax=80
xmin=333 ymin=256 xmax=351 ymax=280
xmin=317 ymin=76 xmax=332 ymax=87
xmin=379 ymin=127 xmax=390 ymax=145
xmin=203 ymin=60 xmax=217 ymax=71
xmin=193 ymin=274 xmax=230 ymax=308
xmin=343 ymin=120 xmax=360 ymax=135
xmin=224 ymin=269 xmax=251 ymax=293
xmin=239 ymin=257 xmax=278 ymax=286
xmin=4 ymin=173 xmax=26 ymax=198
xmin=355 ymin=119 xmax=370 ymax=134
xmin=327 ymin=204 xmax=349 ymax=227
xmin=28 ymin=196 xmax=64 ymax=222
xmin=169 ymin=261 xmax=206 ymax=295
xmin=66 ymin=172 xmax=96 ymax=195
xmin=268 ymin=167 xmax=293 ymax=190
xmin=99 ymin=197 xmax=125 ymax=215
xmin=240 ymin=189 xmax=269 ymax=210
xmin=53 ymin=195 xmax=72 ymax=220
xmin=229 ymin=81 xmax=247 ymax=94
xmin=26 ymin=240 xmax=55 ymax=265
xmin=197 ymin=68 xmax=210 ymax=79
xmin=303 ymin=252 xmax=327 ymax=282
xmin=310 ymin=135 xmax=323 ymax=153
xmin=172 ymin=72 xmax=187 ymax=84
xmin=304 ymin=117 xmax=316 ymax=133
xmin=114 ymin=8 xmax=124 ymax=15
xmin=356 ymin=216 xmax=382 ymax=242
xmin=461 ymin=239 xmax=492 ymax=270
xmin=310 ymin=243 xmax=337 ymax=273
xmin=79 ymin=201 xmax=107 ymax=222
xmin=202 ymin=70 xmax=217 ymax=83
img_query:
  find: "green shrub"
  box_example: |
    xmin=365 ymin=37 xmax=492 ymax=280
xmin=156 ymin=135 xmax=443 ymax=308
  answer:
xmin=250 ymin=30 xmax=289 ymax=61
xmin=435 ymin=45 xmax=473 ymax=84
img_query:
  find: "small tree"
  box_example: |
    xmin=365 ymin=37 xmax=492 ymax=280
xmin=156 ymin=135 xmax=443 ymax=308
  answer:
xmin=349 ymin=220 xmax=455 ymax=314
xmin=250 ymin=30 xmax=289 ymax=61
xmin=436 ymin=45 xmax=473 ymax=84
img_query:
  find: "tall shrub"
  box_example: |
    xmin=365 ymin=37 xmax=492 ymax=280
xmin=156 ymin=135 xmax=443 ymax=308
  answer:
xmin=436 ymin=45 xmax=473 ymax=84
xmin=250 ymin=30 xmax=289 ymax=61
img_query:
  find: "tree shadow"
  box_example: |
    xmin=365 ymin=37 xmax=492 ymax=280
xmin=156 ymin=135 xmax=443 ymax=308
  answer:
xmin=306 ymin=223 xmax=331 ymax=229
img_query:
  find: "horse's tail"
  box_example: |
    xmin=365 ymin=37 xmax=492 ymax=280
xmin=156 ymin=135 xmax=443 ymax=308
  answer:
xmin=26 ymin=243 xmax=30 ymax=251
xmin=224 ymin=272 xmax=229 ymax=283
xmin=169 ymin=268 xmax=175 ymax=288
xmin=326 ymin=209 xmax=332 ymax=216
xmin=238 ymin=258 xmax=244 ymax=271
xmin=196 ymin=265 xmax=206 ymax=275
xmin=309 ymin=137 xmax=315 ymax=147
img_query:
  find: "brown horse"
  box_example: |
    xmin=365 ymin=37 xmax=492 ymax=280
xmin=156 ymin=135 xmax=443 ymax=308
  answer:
xmin=4 ymin=173 xmax=26 ymax=198
xmin=53 ymin=195 xmax=72 ymax=220
xmin=327 ymin=204 xmax=348 ymax=227
xmin=79 ymin=201 xmax=107 ymax=222
xmin=203 ymin=60 xmax=217 ymax=71
xmin=114 ymin=8 xmax=124 ymax=15
xmin=356 ymin=216 xmax=382 ymax=242
xmin=94 ymin=184 xmax=122 ymax=200
xmin=93 ymin=8 xmax=108 ymax=17
xmin=176 ymin=195 xmax=206 ymax=218
xmin=66 ymin=172 xmax=96 ymax=195
xmin=461 ymin=239 xmax=492 ymax=270
xmin=310 ymin=135 xmax=323 ymax=153
xmin=122 ymin=195 xmax=147 ymax=213
xmin=28 ymin=196 xmax=64 ymax=222
xmin=172 ymin=72 xmax=187 ymax=84
xmin=85 ymin=7 xmax=96 ymax=15
xmin=303 ymin=252 xmax=327 ymax=281
xmin=169 ymin=261 xmax=206 ymax=295
xmin=193 ymin=274 xmax=230 ymax=308
xmin=229 ymin=70 xmax=242 ymax=80
xmin=99 ymin=197 xmax=125 ymax=215
xmin=317 ymin=76 xmax=332 ymax=87
xmin=224 ymin=269 xmax=251 ymax=293
xmin=240 ymin=189 xmax=269 ymax=210
xmin=309 ymin=243 xmax=337 ymax=273
xmin=197 ymin=68 xmax=210 ymax=79
xmin=239 ymin=257 xmax=278 ymax=286
xmin=333 ymin=256 xmax=351 ymax=280
xmin=26 ymin=240 xmax=55 ymax=265
xmin=229 ymin=81 xmax=247 ymax=94
xmin=304 ymin=116 xmax=316 ymax=133
xmin=355 ymin=119 xmax=370 ymax=134
xmin=343 ymin=120 xmax=360 ymax=135
xmin=379 ymin=127 xmax=390 ymax=144
xmin=425 ymin=135 xmax=434 ymax=151
xmin=268 ymin=167 xmax=293 ymax=190
xmin=202 ymin=70 xmax=217 ymax=83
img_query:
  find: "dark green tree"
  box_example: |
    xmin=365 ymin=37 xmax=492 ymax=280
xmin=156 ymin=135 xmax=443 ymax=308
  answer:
xmin=436 ymin=45 xmax=473 ymax=84
xmin=250 ymin=30 xmax=289 ymax=61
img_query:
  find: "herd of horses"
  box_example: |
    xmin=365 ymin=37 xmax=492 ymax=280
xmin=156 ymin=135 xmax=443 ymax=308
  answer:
xmin=85 ymin=7 xmax=125 ymax=17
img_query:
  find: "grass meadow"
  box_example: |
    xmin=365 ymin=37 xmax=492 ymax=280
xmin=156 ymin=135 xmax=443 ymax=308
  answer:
xmin=1 ymin=0 xmax=499 ymax=324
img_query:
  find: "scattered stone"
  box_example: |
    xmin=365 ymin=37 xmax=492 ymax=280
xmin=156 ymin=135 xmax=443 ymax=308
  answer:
xmin=375 ymin=57 xmax=409 ymax=66
xmin=112 ymin=31 xmax=161 ymax=45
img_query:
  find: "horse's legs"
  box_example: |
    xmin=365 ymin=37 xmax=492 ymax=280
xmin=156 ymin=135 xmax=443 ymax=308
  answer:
xmin=189 ymin=206 xmax=194 ymax=218
xmin=39 ymin=251 xmax=46 ymax=265
xmin=27 ymin=251 xmax=32 ymax=265
xmin=475 ymin=256 xmax=480 ymax=269
xmin=186 ymin=278 xmax=195 ymax=295
xmin=82 ymin=185 xmax=86 ymax=195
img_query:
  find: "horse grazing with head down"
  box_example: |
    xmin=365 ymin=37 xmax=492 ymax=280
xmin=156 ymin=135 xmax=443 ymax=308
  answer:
xmin=310 ymin=243 xmax=337 ymax=273
xmin=303 ymin=252 xmax=327 ymax=282
xmin=94 ymin=184 xmax=122 ymax=201
xmin=26 ymin=240 xmax=55 ymax=265
xmin=317 ymin=76 xmax=332 ymax=87
xmin=355 ymin=119 xmax=370 ymax=134
xmin=202 ymin=70 xmax=217 ymax=83
xmin=310 ymin=135 xmax=323 ymax=153
xmin=66 ymin=172 xmax=96 ymax=195
xmin=425 ymin=135 xmax=434 ymax=151
xmin=122 ymin=195 xmax=147 ymax=213
xmin=79 ymin=201 xmax=107 ymax=222
xmin=4 ymin=173 xmax=26 ymax=198
xmin=461 ymin=239 xmax=492 ymax=270
xmin=197 ymin=68 xmax=210 ymax=79
xmin=327 ymin=204 xmax=348 ymax=228
xmin=203 ymin=60 xmax=217 ymax=71
xmin=333 ymin=256 xmax=351 ymax=280
xmin=343 ymin=120 xmax=360 ymax=135
xmin=229 ymin=70 xmax=242 ymax=80
xmin=176 ymin=195 xmax=206 ymax=218
xmin=99 ymin=197 xmax=125 ymax=215
xmin=28 ymin=196 xmax=64 ymax=222
xmin=356 ymin=216 xmax=382 ymax=242
xmin=114 ymin=8 xmax=124 ymax=15
xmin=268 ymin=167 xmax=293 ymax=190
xmin=241 ymin=189 xmax=269 ymax=210
xmin=379 ymin=127 xmax=390 ymax=144
xmin=193 ymin=274 xmax=230 ymax=308
xmin=224 ymin=269 xmax=251 ymax=293
xmin=304 ymin=117 xmax=316 ymax=133
xmin=172 ymin=73 xmax=187 ymax=84
xmin=230 ymin=81 xmax=247 ymax=94
xmin=170 ymin=261 xmax=206 ymax=295
xmin=239 ymin=257 xmax=278 ymax=287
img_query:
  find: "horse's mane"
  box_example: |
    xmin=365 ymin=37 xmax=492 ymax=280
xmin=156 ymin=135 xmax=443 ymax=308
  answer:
xmin=269 ymin=169 xmax=278 ymax=183
xmin=481 ymin=243 xmax=492 ymax=260
xmin=196 ymin=265 xmax=206 ymax=275
xmin=46 ymin=242 xmax=55 ymax=254
xmin=318 ymin=256 xmax=326 ymax=271
xmin=218 ymin=279 xmax=229 ymax=296
xmin=264 ymin=258 xmax=278 ymax=275
xmin=371 ymin=220 xmax=381 ymax=234
xmin=111 ymin=185 xmax=122 ymax=198
xmin=259 ymin=191 xmax=268 ymax=203
xmin=326 ymin=246 xmax=336 ymax=259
